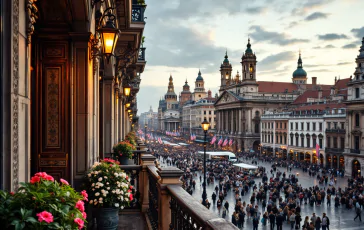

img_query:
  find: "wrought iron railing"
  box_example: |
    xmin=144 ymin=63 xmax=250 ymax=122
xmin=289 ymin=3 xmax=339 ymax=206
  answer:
xmin=132 ymin=4 xmax=146 ymax=22
xmin=138 ymin=47 xmax=146 ymax=61
xmin=148 ymin=166 xmax=159 ymax=230
xmin=167 ymin=185 xmax=238 ymax=230
xmin=119 ymin=165 xmax=142 ymax=209
xmin=351 ymin=149 xmax=360 ymax=154
xmin=325 ymin=128 xmax=346 ymax=134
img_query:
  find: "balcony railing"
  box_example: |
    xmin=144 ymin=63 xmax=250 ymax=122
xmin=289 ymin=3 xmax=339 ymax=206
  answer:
xmin=138 ymin=47 xmax=146 ymax=61
xmin=351 ymin=149 xmax=360 ymax=154
xmin=325 ymin=128 xmax=346 ymax=134
xmin=325 ymin=148 xmax=344 ymax=153
xmin=132 ymin=4 xmax=146 ymax=22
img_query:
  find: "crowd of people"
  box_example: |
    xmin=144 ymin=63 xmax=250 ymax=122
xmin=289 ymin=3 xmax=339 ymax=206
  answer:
xmin=146 ymin=134 xmax=363 ymax=229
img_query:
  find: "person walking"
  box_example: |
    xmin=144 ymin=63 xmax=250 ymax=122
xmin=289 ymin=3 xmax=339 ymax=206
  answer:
xmin=289 ymin=211 xmax=296 ymax=230
xmin=252 ymin=215 xmax=259 ymax=230
xmin=315 ymin=217 xmax=322 ymax=230
xmin=269 ymin=211 xmax=276 ymax=230
xmin=321 ymin=213 xmax=330 ymax=230
xmin=276 ymin=212 xmax=284 ymax=230
xmin=354 ymin=202 xmax=362 ymax=221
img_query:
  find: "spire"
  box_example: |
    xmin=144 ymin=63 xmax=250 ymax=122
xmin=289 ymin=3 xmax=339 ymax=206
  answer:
xmin=245 ymin=38 xmax=253 ymax=54
xmin=297 ymin=50 xmax=303 ymax=68
xmin=223 ymin=49 xmax=229 ymax=63
xmin=358 ymin=37 xmax=364 ymax=58
xmin=196 ymin=69 xmax=203 ymax=81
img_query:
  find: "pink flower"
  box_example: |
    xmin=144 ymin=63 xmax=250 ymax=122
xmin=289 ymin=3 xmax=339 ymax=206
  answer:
xmin=75 ymin=200 xmax=85 ymax=212
xmin=45 ymin=175 xmax=54 ymax=181
xmin=74 ymin=218 xmax=84 ymax=229
xmin=81 ymin=190 xmax=88 ymax=201
xmin=82 ymin=212 xmax=87 ymax=219
xmin=60 ymin=178 xmax=69 ymax=185
xmin=36 ymin=211 xmax=54 ymax=224
xmin=30 ymin=176 xmax=40 ymax=184
xmin=33 ymin=172 xmax=54 ymax=182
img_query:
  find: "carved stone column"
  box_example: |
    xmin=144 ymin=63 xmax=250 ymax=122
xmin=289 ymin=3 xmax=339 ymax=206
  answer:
xmin=140 ymin=154 xmax=156 ymax=212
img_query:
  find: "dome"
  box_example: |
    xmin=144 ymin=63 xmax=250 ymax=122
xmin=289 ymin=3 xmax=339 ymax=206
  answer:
xmin=293 ymin=68 xmax=307 ymax=77
xmin=196 ymin=69 xmax=203 ymax=81
xmin=184 ymin=79 xmax=189 ymax=87
xmin=223 ymin=51 xmax=229 ymax=63
xmin=292 ymin=52 xmax=307 ymax=78
xmin=245 ymin=38 xmax=253 ymax=54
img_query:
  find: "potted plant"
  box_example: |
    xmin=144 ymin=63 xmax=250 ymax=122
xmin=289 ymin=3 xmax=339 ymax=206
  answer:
xmin=0 ymin=172 xmax=87 ymax=229
xmin=112 ymin=140 xmax=136 ymax=165
xmin=86 ymin=159 xmax=133 ymax=230
xmin=125 ymin=131 xmax=137 ymax=146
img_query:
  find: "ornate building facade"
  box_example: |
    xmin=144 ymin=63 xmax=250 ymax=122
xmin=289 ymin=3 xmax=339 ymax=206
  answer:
xmin=344 ymin=37 xmax=364 ymax=177
xmin=0 ymin=0 xmax=146 ymax=190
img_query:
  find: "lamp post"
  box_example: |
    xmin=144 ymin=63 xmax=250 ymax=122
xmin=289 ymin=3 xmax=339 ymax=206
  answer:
xmin=144 ymin=124 xmax=147 ymax=143
xmin=201 ymin=118 xmax=210 ymax=207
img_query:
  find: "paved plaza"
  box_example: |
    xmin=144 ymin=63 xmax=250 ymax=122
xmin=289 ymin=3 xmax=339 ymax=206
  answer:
xmin=187 ymin=160 xmax=364 ymax=230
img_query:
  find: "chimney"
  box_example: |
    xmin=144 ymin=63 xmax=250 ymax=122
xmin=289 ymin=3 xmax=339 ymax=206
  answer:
xmin=208 ymin=90 xmax=212 ymax=98
xmin=312 ymin=77 xmax=317 ymax=88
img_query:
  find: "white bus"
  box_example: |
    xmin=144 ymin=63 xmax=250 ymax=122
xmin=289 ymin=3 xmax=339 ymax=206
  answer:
xmin=196 ymin=151 xmax=237 ymax=162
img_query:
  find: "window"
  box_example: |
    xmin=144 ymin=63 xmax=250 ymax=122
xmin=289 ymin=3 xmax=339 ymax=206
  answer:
xmin=280 ymin=136 xmax=282 ymax=144
xmin=290 ymin=123 xmax=293 ymax=130
xmin=295 ymin=122 xmax=298 ymax=130
xmin=290 ymin=135 xmax=294 ymax=146
xmin=319 ymin=123 xmax=322 ymax=131
xmin=333 ymin=122 xmax=337 ymax=129
xmin=327 ymin=122 xmax=331 ymax=129
xmin=280 ymin=122 xmax=282 ymax=129
xmin=313 ymin=123 xmax=316 ymax=131
xmin=355 ymin=113 xmax=360 ymax=127
xmin=327 ymin=137 xmax=331 ymax=148
xmin=284 ymin=123 xmax=287 ymax=129
xmin=209 ymin=118 xmax=211 ymax=122
xmin=307 ymin=137 xmax=310 ymax=148
xmin=295 ymin=136 xmax=299 ymax=146
xmin=341 ymin=122 xmax=345 ymax=129
xmin=276 ymin=136 xmax=278 ymax=143
xmin=301 ymin=122 xmax=304 ymax=130
xmin=307 ymin=122 xmax=310 ymax=131
xmin=209 ymin=111 xmax=211 ymax=115
xmin=319 ymin=139 xmax=323 ymax=148
xmin=340 ymin=137 xmax=345 ymax=149
xmin=301 ymin=137 xmax=304 ymax=147
xmin=354 ymin=136 xmax=360 ymax=150
xmin=204 ymin=111 xmax=206 ymax=115
xmin=313 ymin=138 xmax=317 ymax=147
xmin=333 ymin=137 xmax=338 ymax=148
xmin=355 ymin=88 xmax=360 ymax=98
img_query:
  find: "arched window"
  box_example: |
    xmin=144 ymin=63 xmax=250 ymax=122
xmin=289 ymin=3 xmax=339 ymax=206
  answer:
xmin=249 ymin=64 xmax=253 ymax=73
xmin=355 ymin=113 xmax=360 ymax=127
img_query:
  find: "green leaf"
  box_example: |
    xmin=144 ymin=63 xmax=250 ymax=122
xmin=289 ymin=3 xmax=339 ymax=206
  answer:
xmin=48 ymin=222 xmax=62 ymax=229
xmin=14 ymin=222 xmax=25 ymax=230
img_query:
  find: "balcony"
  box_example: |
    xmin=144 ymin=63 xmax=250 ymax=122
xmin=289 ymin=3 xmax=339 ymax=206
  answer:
xmin=325 ymin=128 xmax=346 ymax=134
xmin=96 ymin=139 xmax=237 ymax=230
xmin=325 ymin=148 xmax=344 ymax=153
xmin=132 ymin=4 xmax=146 ymax=23
xmin=350 ymin=149 xmax=360 ymax=154
xmin=135 ymin=47 xmax=146 ymax=73
xmin=138 ymin=47 xmax=146 ymax=61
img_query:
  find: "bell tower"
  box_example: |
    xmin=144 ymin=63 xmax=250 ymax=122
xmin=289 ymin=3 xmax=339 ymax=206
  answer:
xmin=219 ymin=50 xmax=232 ymax=92
xmin=241 ymin=38 xmax=257 ymax=82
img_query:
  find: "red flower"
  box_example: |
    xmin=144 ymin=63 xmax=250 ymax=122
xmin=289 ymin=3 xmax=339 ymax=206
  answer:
xmin=10 ymin=192 xmax=14 ymax=196
xmin=75 ymin=200 xmax=85 ymax=212
xmin=82 ymin=212 xmax=87 ymax=219
xmin=74 ymin=218 xmax=84 ymax=229
xmin=60 ymin=178 xmax=69 ymax=185
xmin=45 ymin=175 xmax=54 ymax=181
xmin=81 ymin=190 xmax=88 ymax=201
xmin=36 ymin=211 xmax=54 ymax=223
xmin=129 ymin=193 xmax=133 ymax=201
xmin=30 ymin=176 xmax=40 ymax=184
xmin=129 ymin=185 xmax=133 ymax=189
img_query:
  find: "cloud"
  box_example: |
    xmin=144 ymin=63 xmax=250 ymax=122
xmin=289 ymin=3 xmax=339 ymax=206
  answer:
xmin=337 ymin=62 xmax=352 ymax=66
xmin=292 ymin=0 xmax=335 ymax=14
xmin=258 ymin=51 xmax=296 ymax=71
xmin=317 ymin=33 xmax=349 ymax=40
xmin=342 ymin=43 xmax=358 ymax=49
xmin=245 ymin=7 xmax=267 ymax=14
xmin=312 ymin=44 xmax=336 ymax=49
xmin=305 ymin=12 xmax=329 ymax=21
xmin=249 ymin=26 xmax=309 ymax=46
xmin=351 ymin=27 xmax=364 ymax=39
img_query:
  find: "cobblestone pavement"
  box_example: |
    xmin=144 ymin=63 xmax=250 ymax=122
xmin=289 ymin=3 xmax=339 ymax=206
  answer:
xmin=188 ymin=160 xmax=364 ymax=230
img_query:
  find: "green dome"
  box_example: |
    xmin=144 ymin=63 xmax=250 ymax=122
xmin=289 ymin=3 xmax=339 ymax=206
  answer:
xmin=196 ymin=70 xmax=203 ymax=81
xmin=293 ymin=68 xmax=307 ymax=77
xmin=292 ymin=53 xmax=307 ymax=78
xmin=245 ymin=38 xmax=253 ymax=54
xmin=223 ymin=51 xmax=229 ymax=63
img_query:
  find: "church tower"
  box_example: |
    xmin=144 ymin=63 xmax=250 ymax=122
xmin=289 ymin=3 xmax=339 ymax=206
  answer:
xmin=180 ymin=79 xmax=192 ymax=106
xmin=292 ymin=51 xmax=308 ymax=84
xmin=240 ymin=38 xmax=258 ymax=92
xmin=164 ymin=74 xmax=178 ymax=109
xmin=241 ymin=38 xmax=257 ymax=82
xmin=219 ymin=51 xmax=233 ymax=92
xmin=192 ymin=70 xmax=207 ymax=101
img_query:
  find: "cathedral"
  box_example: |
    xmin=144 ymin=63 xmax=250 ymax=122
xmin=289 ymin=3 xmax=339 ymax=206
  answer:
xmin=215 ymin=38 xmax=334 ymax=152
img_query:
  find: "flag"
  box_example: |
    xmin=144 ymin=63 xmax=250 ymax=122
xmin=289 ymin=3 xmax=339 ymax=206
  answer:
xmin=210 ymin=135 xmax=217 ymax=145
xmin=218 ymin=137 xmax=223 ymax=146
xmin=316 ymin=143 xmax=320 ymax=158
xmin=222 ymin=138 xmax=228 ymax=146
xmin=229 ymin=139 xmax=233 ymax=146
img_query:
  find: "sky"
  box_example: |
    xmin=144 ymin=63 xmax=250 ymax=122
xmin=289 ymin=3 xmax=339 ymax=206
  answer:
xmin=137 ymin=0 xmax=364 ymax=114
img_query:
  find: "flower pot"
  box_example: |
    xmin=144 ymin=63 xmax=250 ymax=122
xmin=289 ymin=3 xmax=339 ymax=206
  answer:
xmin=95 ymin=207 xmax=119 ymax=230
xmin=118 ymin=155 xmax=130 ymax=165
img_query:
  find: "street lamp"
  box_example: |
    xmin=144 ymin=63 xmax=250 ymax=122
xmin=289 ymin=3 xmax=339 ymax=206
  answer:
xmin=123 ymin=84 xmax=131 ymax=97
xmin=144 ymin=124 xmax=148 ymax=143
xmin=201 ymin=118 xmax=210 ymax=207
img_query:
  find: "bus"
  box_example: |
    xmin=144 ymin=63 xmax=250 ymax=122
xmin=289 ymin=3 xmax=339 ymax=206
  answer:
xmin=196 ymin=151 xmax=237 ymax=162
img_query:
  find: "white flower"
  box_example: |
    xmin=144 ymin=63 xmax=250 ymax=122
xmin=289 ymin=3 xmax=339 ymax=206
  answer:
xmin=101 ymin=189 xmax=106 ymax=194
xmin=121 ymin=206 xmax=124 ymax=210
xmin=125 ymin=198 xmax=129 ymax=202
xmin=66 ymin=192 xmax=70 ymax=197
xmin=89 ymin=200 xmax=93 ymax=204
xmin=99 ymin=197 xmax=103 ymax=201
xmin=112 ymin=190 xmax=115 ymax=194
xmin=106 ymin=182 xmax=109 ymax=185
xmin=107 ymin=187 xmax=110 ymax=190
xmin=99 ymin=200 xmax=103 ymax=203
xmin=115 ymin=203 xmax=119 ymax=207
xmin=104 ymin=176 xmax=107 ymax=179
xmin=114 ymin=173 xmax=118 ymax=177
xmin=88 ymin=173 xmax=91 ymax=177
xmin=98 ymin=177 xmax=103 ymax=181
xmin=95 ymin=192 xmax=100 ymax=197
xmin=94 ymin=201 xmax=98 ymax=205
xmin=120 ymin=196 xmax=124 ymax=201
xmin=91 ymin=183 xmax=95 ymax=187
